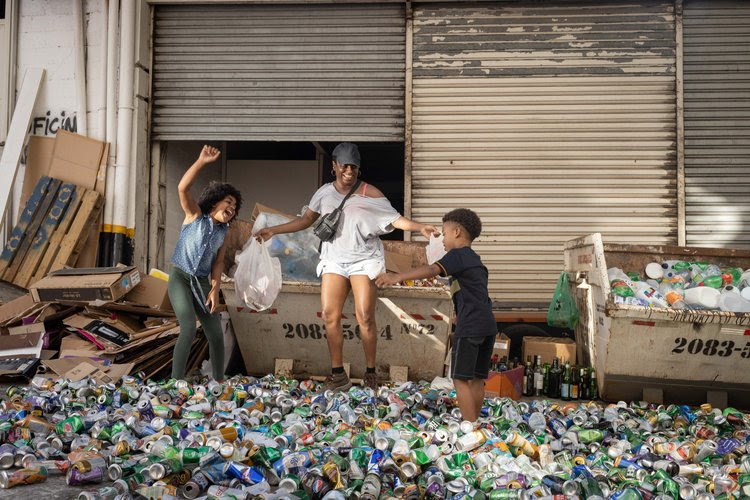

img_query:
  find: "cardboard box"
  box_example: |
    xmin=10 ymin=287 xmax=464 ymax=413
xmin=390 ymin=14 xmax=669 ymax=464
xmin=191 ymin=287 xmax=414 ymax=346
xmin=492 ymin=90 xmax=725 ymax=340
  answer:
xmin=484 ymin=365 xmax=524 ymax=399
xmin=29 ymin=266 xmax=141 ymax=303
xmin=385 ymin=251 xmax=412 ymax=274
xmin=124 ymin=274 xmax=172 ymax=312
xmin=492 ymin=333 xmax=511 ymax=360
xmin=522 ymin=336 xmax=576 ymax=365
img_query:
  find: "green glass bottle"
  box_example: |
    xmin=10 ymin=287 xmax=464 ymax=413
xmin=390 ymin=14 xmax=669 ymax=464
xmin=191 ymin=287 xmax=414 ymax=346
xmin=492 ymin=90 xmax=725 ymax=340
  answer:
xmin=561 ymin=363 xmax=571 ymax=401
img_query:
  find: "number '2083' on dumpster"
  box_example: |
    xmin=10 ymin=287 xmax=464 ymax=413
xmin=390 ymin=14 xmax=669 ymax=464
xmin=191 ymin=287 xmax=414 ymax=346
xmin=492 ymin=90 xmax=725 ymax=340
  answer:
xmin=565 ymin=232 xmax=750 ymax=408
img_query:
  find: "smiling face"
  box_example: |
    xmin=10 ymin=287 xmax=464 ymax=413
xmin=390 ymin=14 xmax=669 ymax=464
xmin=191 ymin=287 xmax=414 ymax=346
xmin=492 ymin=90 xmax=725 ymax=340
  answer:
xmin=210 ymin=195 xmax=237 ymax=224
xmin=333 ymin=160 xmax=359 ymax=188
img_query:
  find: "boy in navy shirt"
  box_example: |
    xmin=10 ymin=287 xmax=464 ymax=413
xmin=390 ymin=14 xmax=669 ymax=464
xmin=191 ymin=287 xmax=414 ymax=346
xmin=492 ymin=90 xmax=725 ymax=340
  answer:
xmin=376 ymin=208 xmax=495 ymax=422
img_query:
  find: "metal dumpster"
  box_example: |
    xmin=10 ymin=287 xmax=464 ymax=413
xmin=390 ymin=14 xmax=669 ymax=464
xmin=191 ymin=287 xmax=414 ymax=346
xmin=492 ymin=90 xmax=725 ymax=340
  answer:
xmin=223 ymin=281 xmax=453 ymax=381
xmin=565 ymin=233 xmax=750 ymax=408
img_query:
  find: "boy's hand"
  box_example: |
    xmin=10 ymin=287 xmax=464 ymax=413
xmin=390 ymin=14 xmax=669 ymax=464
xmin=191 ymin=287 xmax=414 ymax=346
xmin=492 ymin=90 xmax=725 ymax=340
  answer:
xmin=199 ymin=145 xmax=221 ymax=164
xmin=375 ymin=272 xmax=400 ymax=289
xmin=421 ymin=224 xmax=439 ymax=240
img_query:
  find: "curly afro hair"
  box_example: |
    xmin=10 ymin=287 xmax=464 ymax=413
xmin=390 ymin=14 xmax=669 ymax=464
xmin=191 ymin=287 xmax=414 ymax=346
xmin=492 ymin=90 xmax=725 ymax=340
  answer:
xmin=443 ymin=208 xmax=482 ymax=241
xmin=197 ymin=181 xmax=242 ymax=222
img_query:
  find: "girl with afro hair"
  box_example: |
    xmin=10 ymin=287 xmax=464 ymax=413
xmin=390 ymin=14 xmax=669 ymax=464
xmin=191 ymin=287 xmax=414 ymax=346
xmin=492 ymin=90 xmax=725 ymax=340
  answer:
xmin=169 ymin=145 xmax=242 ymax=381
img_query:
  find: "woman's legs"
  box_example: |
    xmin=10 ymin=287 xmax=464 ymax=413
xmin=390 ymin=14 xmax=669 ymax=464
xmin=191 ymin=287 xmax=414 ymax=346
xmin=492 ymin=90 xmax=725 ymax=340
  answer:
xmin=195 ymin=309 xmax=225 ymax=380
xmin=168 ymin=269 xmax=199 ymax=379
xmin=349 ymin=275 xmax=378 ymax=369
xmin=320 ymin=273 xmax=351 ymax=368
xmin=195 ymin=278 xmax=225 ymax=381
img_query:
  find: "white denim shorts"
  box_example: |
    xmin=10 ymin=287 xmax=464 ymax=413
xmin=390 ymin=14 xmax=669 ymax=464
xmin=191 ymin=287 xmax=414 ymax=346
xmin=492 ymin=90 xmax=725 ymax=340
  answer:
xmin=316 ymin=258 xmax=386 ymax=280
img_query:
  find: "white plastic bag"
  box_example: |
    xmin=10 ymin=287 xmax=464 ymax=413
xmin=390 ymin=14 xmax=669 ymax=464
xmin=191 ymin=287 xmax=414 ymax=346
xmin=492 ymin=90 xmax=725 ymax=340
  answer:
xmin=426 ymin=233 xmax=447 ymax=265
xmin=234 ymin=238 xmax=282 ymax=311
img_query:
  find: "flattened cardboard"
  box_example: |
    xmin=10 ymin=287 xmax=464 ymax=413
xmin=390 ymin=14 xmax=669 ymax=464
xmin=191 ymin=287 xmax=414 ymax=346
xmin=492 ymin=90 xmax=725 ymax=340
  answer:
xmin=48 ymin=130 xmax=106 ymax=192
xmin=0 ymin=331 xmax=44 ymax=358
xmin=522 ymin=336 xmax=577 ymax=365
xmin=0 ymin=294 xmax=37 ymax=325
xmin=66 ymin=361 xmax=98 ymax=382
xmin=29 ymin=267 xmax=141 ymax=303
xmin=20 ymin=136 xmax=55 ymax=208
xmin=58 ymin=335 xmax=99 ymax=359
xmin=8 ymin=322 xmax=47 ymax=336
xmin=124 ymin=274 xmax=172 ymax=312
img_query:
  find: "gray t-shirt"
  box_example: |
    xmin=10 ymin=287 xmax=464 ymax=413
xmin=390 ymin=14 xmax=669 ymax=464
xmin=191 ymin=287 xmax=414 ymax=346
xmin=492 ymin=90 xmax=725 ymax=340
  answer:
xmin=308 ymin=183 xmax=400 ymax=263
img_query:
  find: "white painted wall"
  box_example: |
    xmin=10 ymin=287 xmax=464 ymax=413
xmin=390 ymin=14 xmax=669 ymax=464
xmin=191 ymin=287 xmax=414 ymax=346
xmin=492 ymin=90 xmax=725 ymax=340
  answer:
xmin=11 ymin=0 xmax=108 ymax=224
xmin=16 ymin=0 xmax=106 ymax=139
xmin=226 ymin=160 xmax=319 ymax=222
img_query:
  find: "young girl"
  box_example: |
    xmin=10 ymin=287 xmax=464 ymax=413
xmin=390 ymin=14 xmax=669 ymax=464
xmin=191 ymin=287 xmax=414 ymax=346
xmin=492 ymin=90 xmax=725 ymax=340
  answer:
xmin=169 ymin=145 xmax=242 ymax=381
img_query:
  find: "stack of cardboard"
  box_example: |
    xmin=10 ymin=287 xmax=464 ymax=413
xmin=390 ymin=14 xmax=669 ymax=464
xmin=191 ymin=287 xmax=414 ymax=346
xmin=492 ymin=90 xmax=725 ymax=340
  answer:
xmin=0 ymin=266 xmax=203 ymax=383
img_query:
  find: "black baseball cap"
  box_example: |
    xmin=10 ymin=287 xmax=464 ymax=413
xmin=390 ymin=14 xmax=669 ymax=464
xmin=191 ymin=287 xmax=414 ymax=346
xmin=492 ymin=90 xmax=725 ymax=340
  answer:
xmin=332 ymin=142 xmax=361 ymax=168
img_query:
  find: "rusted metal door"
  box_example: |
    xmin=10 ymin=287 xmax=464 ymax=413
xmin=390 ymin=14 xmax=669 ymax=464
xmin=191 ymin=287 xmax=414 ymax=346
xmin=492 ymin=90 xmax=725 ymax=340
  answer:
xmin=410 ymin=1 xmax=678 ymax=303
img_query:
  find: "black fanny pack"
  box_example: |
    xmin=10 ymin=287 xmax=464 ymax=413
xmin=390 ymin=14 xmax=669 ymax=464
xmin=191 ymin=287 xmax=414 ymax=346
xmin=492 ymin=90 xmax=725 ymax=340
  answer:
xmin=313 ymin=180 xmax=361 ymax=244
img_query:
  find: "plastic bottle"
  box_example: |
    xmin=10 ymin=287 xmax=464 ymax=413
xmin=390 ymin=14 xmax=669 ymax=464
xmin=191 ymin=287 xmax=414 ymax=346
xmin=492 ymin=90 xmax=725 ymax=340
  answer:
xmin=739 ymin=270 xmax=750 ymax=301
xmin=632 ymin=281 xmax=669 ymax=308
xmin=684 ymin=287 xmax=720 ymax=309
xmin=718 ymin=286 xmax=750 ymax=313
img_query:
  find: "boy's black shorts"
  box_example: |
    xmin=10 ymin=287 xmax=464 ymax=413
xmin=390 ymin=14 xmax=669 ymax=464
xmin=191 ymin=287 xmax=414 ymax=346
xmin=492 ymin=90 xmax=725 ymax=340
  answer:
xmin=449 ymin=335 xmax=495 ymax=381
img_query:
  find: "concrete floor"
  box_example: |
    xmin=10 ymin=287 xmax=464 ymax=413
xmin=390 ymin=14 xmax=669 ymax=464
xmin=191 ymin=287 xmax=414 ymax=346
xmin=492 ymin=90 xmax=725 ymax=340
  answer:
xmin=0 ymin=474 xmax=94 ymax=499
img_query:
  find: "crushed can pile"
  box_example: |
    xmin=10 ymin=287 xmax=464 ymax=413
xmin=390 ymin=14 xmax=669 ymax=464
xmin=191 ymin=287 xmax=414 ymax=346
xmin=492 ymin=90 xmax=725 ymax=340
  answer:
xmin=0 ymin=374 xmax=749 ymax=499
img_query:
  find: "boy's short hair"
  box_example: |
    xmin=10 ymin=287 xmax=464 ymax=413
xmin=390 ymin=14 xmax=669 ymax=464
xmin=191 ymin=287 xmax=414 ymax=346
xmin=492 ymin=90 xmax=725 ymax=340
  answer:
xmin=443 ymin=208 xmax=482 ymax=241
xmin=197 ymin=181 xmax=243 ymax=222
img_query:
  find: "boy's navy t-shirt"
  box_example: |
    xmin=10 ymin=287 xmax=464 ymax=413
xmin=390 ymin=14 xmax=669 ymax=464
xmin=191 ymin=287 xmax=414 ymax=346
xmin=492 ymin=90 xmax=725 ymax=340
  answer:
xmin=436 ymin=246 xmax=496 ymax=338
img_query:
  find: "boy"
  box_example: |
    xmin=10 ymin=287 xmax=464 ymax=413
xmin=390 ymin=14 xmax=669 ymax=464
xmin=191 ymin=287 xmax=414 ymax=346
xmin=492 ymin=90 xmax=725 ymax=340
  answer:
xmin=375 ymin=208 xmax=495 ymax=422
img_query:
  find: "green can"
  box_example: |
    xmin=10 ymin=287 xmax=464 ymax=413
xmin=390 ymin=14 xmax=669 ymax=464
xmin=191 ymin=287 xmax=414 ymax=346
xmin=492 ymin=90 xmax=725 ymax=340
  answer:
xmin=55 ymin=415 xmax=83 ymax=435
xmin=349 ymin=448 xmax=369 ymax=469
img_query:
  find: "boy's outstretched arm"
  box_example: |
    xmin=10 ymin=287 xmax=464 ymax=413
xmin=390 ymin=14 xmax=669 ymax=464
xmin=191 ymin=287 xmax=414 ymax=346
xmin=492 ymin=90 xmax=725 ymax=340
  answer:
xmin=375 ymin=263 xmax=443 ymax=288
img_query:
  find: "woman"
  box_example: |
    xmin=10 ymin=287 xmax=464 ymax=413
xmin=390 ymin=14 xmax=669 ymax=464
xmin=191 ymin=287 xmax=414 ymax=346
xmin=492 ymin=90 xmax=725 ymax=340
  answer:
xmin=256 ymin=142 xmax=436 ymax=390
xmin=170 ymin=145 xmax=242 ymax=381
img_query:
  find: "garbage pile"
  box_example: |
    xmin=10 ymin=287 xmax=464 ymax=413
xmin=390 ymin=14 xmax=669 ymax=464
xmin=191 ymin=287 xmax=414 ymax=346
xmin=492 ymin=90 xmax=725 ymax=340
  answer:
xmin=608 ymin=262 xmax=750 ymax=312
xmin=1 ymin=374 xmax=749 ymax=499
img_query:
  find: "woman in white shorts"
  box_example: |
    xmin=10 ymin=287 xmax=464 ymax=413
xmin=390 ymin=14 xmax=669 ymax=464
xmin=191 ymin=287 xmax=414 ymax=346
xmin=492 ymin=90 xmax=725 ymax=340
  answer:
xmin=256 ymin=142 xmax=436 ymax=391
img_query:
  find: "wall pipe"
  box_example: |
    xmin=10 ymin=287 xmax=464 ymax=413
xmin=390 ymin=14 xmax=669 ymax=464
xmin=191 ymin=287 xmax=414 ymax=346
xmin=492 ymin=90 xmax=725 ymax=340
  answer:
xmin=95 ymin=0 xmax=108 ymax=141
xmin=73 ymin=0 xmax=87 ymax=136
xmin=101 ymin=0 xmax=119 ymax=264
xmin=112 ymin=0 xmax=136 ymax=265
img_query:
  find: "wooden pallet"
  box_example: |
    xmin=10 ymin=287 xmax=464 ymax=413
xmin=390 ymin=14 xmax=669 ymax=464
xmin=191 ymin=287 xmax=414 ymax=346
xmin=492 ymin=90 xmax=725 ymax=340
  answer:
xmin=0 ymin=177 xmax=104 ymax=289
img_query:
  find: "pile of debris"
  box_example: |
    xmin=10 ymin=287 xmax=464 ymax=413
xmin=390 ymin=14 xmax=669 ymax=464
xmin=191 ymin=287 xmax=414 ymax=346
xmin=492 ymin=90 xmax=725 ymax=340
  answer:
xmin=0 ymin=265 xmax=195 ymax=383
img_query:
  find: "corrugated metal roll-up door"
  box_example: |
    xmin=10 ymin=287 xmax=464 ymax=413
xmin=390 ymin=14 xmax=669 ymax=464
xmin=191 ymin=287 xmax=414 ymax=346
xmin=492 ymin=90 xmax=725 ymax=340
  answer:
xmin=412 ymin=2 xmax=677 ymax=303
xmin=683 ymin=1 xmax=750 ymax=249
xmin=152 ymin=4 xmax=405 ymax=141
